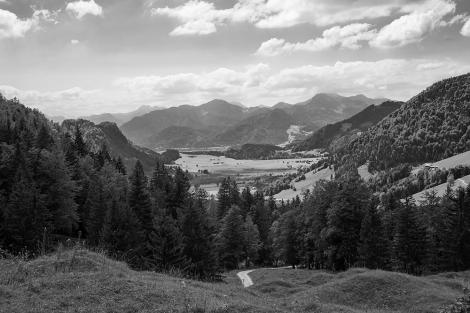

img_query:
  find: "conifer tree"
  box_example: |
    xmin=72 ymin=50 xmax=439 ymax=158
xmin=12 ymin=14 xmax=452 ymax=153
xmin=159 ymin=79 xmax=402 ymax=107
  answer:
xmin=149 ymin=208 xmax=186 ymax=271
xmin=392 ymin=197 xmax=427 ymax=274
xmin=129 ymin=160 xmax=153 ymax=233
xmin=243 ymin=215 xmax=261 ymax=267
xmin=101 ymin=200 xmax=143 ymax=268
xmin=358 ymin=203 xmax=386 ymax=268
xmin=216 ymin=205 xmax=245 ymax=269
xmin=181 ymin=198 xmax=218 ymax=278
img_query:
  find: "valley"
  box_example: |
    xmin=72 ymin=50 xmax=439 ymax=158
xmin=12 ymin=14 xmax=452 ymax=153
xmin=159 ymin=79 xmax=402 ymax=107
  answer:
xmin=175 ymin=153 xmax=321 ymax=196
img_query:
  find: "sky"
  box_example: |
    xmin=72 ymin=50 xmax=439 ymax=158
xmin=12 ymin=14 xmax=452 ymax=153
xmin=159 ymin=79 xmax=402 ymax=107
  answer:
xmin=1 ymin=0 xmax=470 ymax=117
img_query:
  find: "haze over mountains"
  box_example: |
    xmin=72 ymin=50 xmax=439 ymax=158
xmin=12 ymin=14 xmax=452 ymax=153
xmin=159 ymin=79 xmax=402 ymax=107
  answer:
xmin=118 ymin=94 xmax=389 ymax=149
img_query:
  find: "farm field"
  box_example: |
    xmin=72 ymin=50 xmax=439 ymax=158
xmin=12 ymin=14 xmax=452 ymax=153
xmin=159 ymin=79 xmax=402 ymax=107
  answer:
xmin=175 ymin=154 xmax=320 ymax=174
xmin=175 ymin=154 xmax=321 ymax=195
xmin=273 ymin=167 xmax=334 ymax=201
xmin=411 ymin=174 xmax=470 ymax=203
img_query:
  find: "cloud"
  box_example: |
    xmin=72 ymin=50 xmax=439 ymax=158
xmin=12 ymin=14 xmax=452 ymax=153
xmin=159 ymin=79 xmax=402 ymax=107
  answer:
xmin=66 ymin=0 xmax=103 ymax=19
xmin=151 ymin=0 xmax=462 ymax=36
xmin=462 ymin=18 xmax=470 ymax=37
xmin=3 ymin=58 xmax=469 ymax=117
xmin=71 ymin=39 xmax=80 ymax=44
xmin=370 ymin=0 xmax=455 ymax=48
xmin=0 ymin=8 xmax=56 ymax=39
xmin=256 ymin=23 xmax=376 ymax=56
xmin=256 ymin=0 xmax=461 ymax=54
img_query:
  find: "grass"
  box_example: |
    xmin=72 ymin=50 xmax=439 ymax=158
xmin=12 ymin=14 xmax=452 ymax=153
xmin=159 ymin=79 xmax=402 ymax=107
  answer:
xmin=1 ymin=249 xmax=469 ymax=313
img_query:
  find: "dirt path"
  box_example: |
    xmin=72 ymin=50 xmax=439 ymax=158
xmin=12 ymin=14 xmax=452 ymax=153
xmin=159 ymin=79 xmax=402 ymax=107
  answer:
xmin=237 ymin=270 xmax=255 ymax=287
xmin=237 ymin=266 xmax=291 ymax=287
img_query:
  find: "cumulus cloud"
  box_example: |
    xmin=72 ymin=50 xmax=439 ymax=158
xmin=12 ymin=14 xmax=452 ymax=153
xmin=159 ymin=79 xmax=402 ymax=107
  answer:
xmin=3 ymin=58 xmax=469 ymax=117
xmin=370 ymin=0 xmax=456 ymax=48
xmin=114 ymin=58 xmax=469 ymax=108
xmin=0 ymin=8 xmax=56 ymax=39
xmin=151 ymin=0 xmax=463 ymax=36
xmin=256 ymin=23 xmax=376 ymax=56
xmin=461 ymin=18 xmax=470 ymax=37
xmin=256 ymin=0 xmax=462 ymax=54
xmin=66 ymin=0 xmax=103 ymax=19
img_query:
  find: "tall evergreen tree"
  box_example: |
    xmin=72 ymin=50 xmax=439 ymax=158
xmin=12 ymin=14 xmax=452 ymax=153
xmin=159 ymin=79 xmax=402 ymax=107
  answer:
xmin=181 ymin=198 xmax=218 ymax=279
xmin=149 ymin=208 xmax=186 ymax=271
xmin=358 ymin=203 xmax=386 ymax=269
xmin=392 ymin=197 xmax=427 ymax=274
xmin=129 ymin=160 xmax=153 ymax=233
xmin=216 ymin=205 xmax=245 ymax=269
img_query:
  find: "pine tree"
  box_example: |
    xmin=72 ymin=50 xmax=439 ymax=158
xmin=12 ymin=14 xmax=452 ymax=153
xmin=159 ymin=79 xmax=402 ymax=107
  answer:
xmin=101 ymin=200 xmax=143 ymax=268
xmin=243 ymin=215 xmax=261 ymax=267
xmin=149 ymin=208 xmax=186 ymax=271
xmin=240 ymin=187 xmax=253 ymax=218
xmin=358 ymin=203 xmax=386 ymax=269
xmin=217 ymin=177 xmax=239 ymax=219
xmin=129 ymin=160 xmax=153 ymax=233
xmin=216 ymin=205 xmax=245 ymax=269
xmin=73 ymin=124 xmax=87 ymax=157
xmin=392 ymin=197 xmax=427 ymax=274
xmin=181 ymin=198 xmax=218 ymax=279
xmin=3 ymin=167 xmax=46 ymax=251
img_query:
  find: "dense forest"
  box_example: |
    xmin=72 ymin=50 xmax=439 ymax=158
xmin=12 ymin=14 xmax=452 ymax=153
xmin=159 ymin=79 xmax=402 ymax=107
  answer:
xmin=1 ymin=72 xmax=470 ymax=281
xmin=335 ymin=73 xmax=470 ymax=173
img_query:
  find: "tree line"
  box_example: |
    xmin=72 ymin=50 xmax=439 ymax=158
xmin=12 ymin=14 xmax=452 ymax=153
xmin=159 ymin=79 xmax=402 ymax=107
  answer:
xmin=2 ymin=96 xmax=470 ymax=279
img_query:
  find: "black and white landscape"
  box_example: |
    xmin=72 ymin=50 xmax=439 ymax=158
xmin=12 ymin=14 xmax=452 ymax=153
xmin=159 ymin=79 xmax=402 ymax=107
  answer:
xmin=1 ymin=1 xmax=470 ymax=313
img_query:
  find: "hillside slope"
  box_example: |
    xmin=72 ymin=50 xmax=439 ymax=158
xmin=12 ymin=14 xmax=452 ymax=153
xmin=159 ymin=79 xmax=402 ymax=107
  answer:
xmin=120 ymin=94 xmax=387 ymax=149
xmin=215 ymin=109 xmax=295 ymax=145
xmin=1 ymin=249 xmax=466 ymax=313
xmin=62 ymin=119 xmax=159 ymax=172
xmin=121 ymin=99 xmax=245 ymax=147
xmin=336 ymin=73 xmax=470 ymax=172
xmin=292 ymin=101 xmax=402 ymax=152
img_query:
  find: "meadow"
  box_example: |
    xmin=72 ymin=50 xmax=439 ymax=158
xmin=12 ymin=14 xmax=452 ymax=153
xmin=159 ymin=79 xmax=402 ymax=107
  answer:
xmin=1 ymin=248 xmax=467 ymax=313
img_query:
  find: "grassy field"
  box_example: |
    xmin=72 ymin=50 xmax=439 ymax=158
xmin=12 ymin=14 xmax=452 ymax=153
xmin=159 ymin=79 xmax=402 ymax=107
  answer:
xmin=273 ymin=167 xmax=334 ymax=201
xmin=1 ymin=248 xmax=468 ymax=313
xmin=411 ymin=174 xmax=470 ymax=202
xmin=412 ymin=150 xmax=470 ymax=174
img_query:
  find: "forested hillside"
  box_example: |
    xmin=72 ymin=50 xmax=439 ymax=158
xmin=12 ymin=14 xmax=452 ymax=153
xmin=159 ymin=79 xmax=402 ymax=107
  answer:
xmin=336 ymin=73 xmax=470 ymax=172
xmin=292 ymin=101 xmax=402 ymax=152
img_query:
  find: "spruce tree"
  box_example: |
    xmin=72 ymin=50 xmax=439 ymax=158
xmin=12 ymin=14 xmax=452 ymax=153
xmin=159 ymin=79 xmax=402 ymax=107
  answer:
xmin=149 ymin=208 xmax=186 ymax=271
xmin=216 ymin=205 xmax=245 ymax=269
xmin=392 ymin=197 xmax=427 ymax=274
xmin=181 ymin=198 xmax=218 ymax=279
xmin=243 ymin=215 xmax=261 ymax=267
xmin=358 ymin=203 xmax=386 ymax=269
xmin=101 ymin=200 xmax=143 ymax=268
xmin=129 ymin=160 xmax=153 ymax=233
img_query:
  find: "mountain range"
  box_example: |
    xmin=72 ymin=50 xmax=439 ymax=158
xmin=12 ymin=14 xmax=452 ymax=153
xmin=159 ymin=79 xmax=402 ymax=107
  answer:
xmin=119 ymin=94 xmax=388 ymax=149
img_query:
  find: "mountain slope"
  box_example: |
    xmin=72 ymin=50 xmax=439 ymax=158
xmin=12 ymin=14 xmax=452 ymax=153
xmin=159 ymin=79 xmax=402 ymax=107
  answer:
xmin=292 ymin=101 xmax=403 ymax=152
xmin=284 ymin=93 xmax=388 ymax=130
xmin=62 ymin=119 xmax=159 ymax=172
xmin=120 ymin=94 xmax=390 ymax=149
xmin=214 ymin=108 xmax=295 ymax=145
xmin=336 ymin=73 xmax=470 ymax=172
xmin=121 ymin=99 xmax=245 ymax=147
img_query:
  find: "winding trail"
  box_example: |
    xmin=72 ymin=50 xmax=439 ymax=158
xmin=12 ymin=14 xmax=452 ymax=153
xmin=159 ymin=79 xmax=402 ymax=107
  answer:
xmin=237 ymin=266 xmax=291 ymax=287
xmin=237 ymin=270 xmax=255 ymax=287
